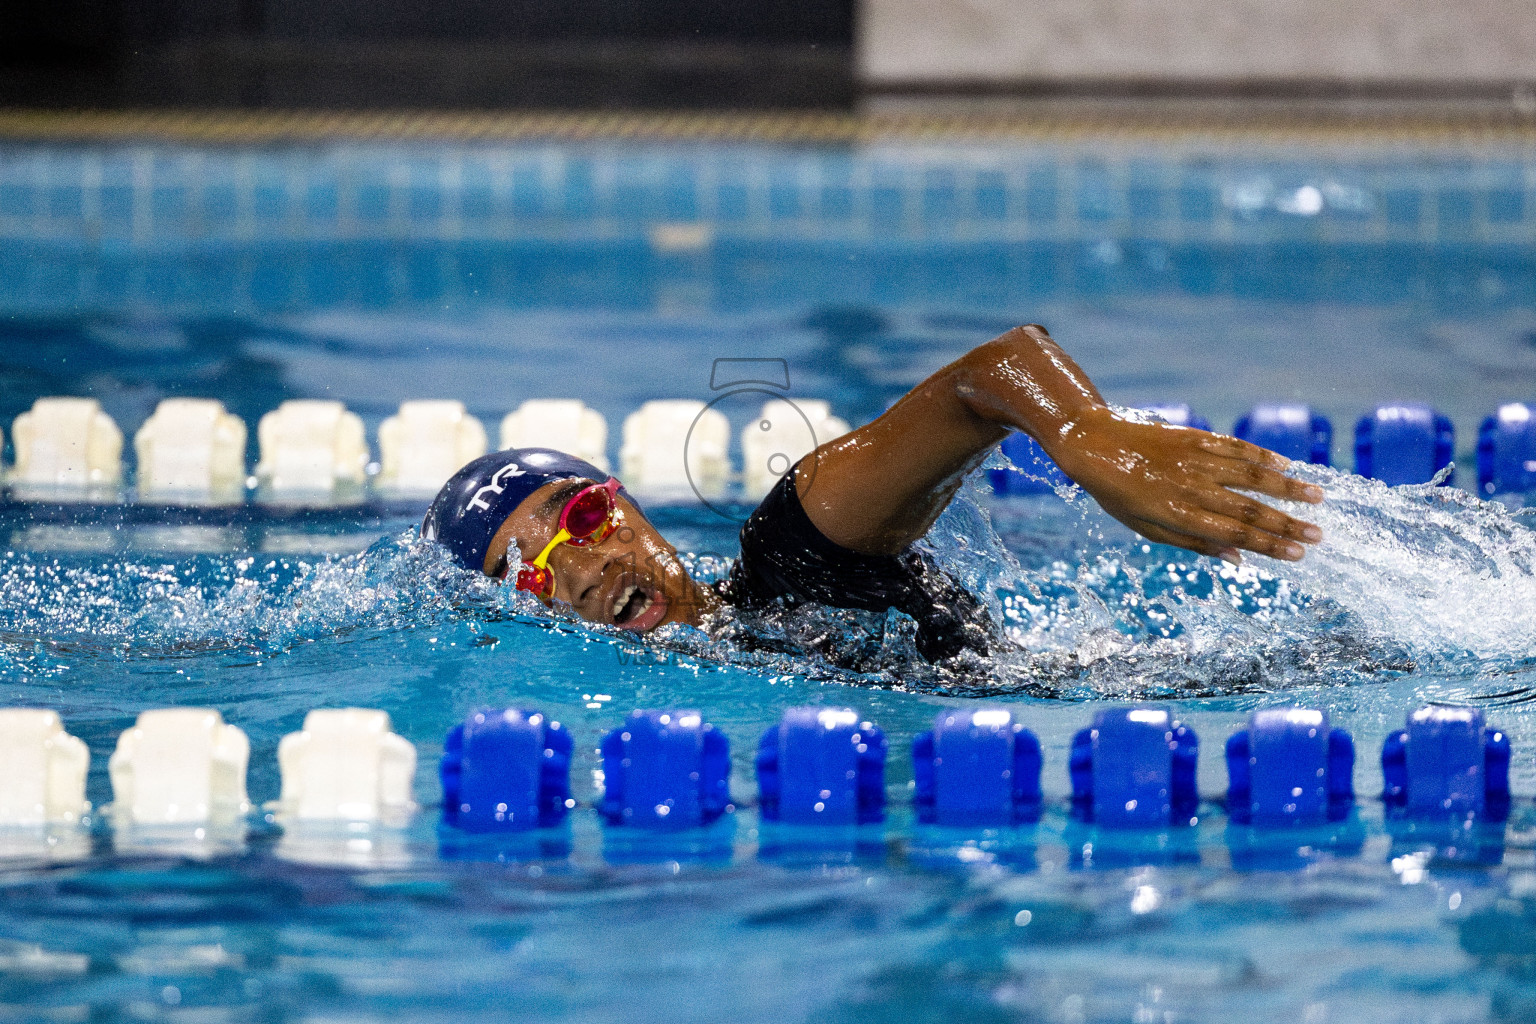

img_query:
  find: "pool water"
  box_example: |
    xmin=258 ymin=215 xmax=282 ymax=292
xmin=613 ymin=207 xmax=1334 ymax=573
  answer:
xmin=3 ymin=135 xmax=1536 ymax=1023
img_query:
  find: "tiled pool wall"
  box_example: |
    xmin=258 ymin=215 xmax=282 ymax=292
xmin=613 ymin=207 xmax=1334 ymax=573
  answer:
xmin=1 ymin=141 xmax=1533 ymax=314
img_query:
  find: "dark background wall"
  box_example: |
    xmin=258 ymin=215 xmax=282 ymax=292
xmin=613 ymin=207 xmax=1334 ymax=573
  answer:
xmin=0 ymin=0 xmax=855 ymax=109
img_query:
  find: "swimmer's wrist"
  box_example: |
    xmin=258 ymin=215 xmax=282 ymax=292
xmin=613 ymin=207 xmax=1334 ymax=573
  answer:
xmin=1036 ymin=404 xmax=1115 ymax=463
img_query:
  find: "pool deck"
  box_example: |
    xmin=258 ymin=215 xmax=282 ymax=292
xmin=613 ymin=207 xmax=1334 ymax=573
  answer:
xmin=1 ymin=99 xmax=1535 ymax=148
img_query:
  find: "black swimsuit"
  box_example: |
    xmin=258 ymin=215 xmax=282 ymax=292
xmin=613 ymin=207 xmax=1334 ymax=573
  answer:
xmin=717 ymin=471 xmax=999 ymax=662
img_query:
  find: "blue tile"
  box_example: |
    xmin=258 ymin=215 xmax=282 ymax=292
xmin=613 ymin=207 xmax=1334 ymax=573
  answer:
xmin=460 ymin=157 xmax=495 ymax=190
xmin=98 ymin=154 xmax=135 ymax=187
xmin=352 ymin=246 xmax=395 ymax=306
xmin=866 ymin=162 xmax=907 ymax=190
xmin=353 ymin=182 xmax=393 ymax=224
xmin=1177 ymin=182 xmax=1215 ymax=221
xmin=458 ymin=159 xmax=498 ymax=224
xmin=1325 ymin=196 xmax=1373 ymax=223
xmin=974 ymin=171 xmax=1007 ymax=220
xmin=815 ymin=156 xmax=854 ymax=188
xmin=1382 ymin=189 xmax=1422 ymax=225
xmin=1169 ymin=246 xmax=1216 ymax=293
xmin=459 ymin=184 xmax=496 ymax=223
xmin=253 ymin=182 xmax=289 ymax=223
xmin=562 ymin=160 xmax=596 ymax=219
xmin=46 ymin=183 xmax=83 ymax=220
xmin=40 ymin=152 xmax=87 ymax=187
xmin=922 ymin=184 xmax=957 ymax=223
xmin=98 ymin=184 xmax=134 ymax=233
xmin=1128 ymin=186 xmax=1164 ymax=221
xmin=1477 ymin=161 xmax=1525 ymax=188
xmin=1438 ymin=189 xmax=1475 ymax=226
xmin=305 ymin=182 xmax=340 ymax=225
xmin=0 ymin=184 xmax=35 ymax=218
xmin=152 ymin=185 xmax=191 ymax=227
xmin=454 ymin=249 xmax=498 ymax=299
xmin=510 ymin=164 xmax=546 ymax=219
xmin=768 ymin=182 xmax=801 ymax=220
xmin=868 ymin=186 xmax=905 ymax=230
xmin=1075 ymin=167 xmax=1118 ymax=222
xmin=407 ymin=184 xmax=440 ymax=223
xmin=819 ymin=185 xmax=853 ymax=220
xmin=1127 ymin=161 xmax=1164 ymax=189
xmin=1024 ymin=186 xmax=1057 ymax=223
xmin=1486 ymin=187 xmax=1525 ymax=224
xmin=661 ymin=164 xmax=698 ymax=221
xmin=1023 ymin=169 xmax=1058 ymax=222
xmin=609 ymin=180 xmax=647 ymax=221
xmin=662 ymin=186 xmax=697 ymax=222
xmin=715 ymin=182 xmax=750 ymax=222
xmin=179 ymin=254 xmax=232 ymax=306
xmin=1011 ymin=244 xmax=1060 ymax=295
xmin=974 ymin=182 xmax=1007 ymax=221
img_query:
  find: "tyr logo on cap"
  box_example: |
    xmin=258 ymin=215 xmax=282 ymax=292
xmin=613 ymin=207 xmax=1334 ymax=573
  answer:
xmin=423 ymin=447 xmax=613 ymax=574
xmin=467 ymin=462 xmax=527 ymax=512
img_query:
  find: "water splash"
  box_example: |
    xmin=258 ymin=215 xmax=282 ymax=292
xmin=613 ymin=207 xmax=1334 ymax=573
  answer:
xmin=0 ymin=533 xmax=498 ymax=677
xmin=949 ymin=461 xmax=1536 ymax=697
xmin=1263 ymin=463 xmax=1536 ymax=664
xmin=2 ymin=463 xmax=1535 ymax=698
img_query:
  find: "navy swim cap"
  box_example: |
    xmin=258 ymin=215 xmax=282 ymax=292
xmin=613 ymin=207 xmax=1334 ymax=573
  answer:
xmin=421 ymin=448 xmax=612 ymax=573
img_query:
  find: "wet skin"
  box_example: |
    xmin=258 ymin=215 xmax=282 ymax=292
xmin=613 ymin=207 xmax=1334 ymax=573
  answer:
xmin=487 ymin=324 xmax=1324 ymax=631
xmin=483 ymin=484 xmax=718 ymax=630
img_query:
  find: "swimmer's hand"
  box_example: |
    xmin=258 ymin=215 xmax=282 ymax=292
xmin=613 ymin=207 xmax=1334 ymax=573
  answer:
xmin=1045 ymin=406 xmax=1325 ymax=564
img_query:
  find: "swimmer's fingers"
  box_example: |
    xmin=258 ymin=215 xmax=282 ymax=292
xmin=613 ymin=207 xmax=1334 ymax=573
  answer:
xmin=1160 ymin=500 xmax=1309 ymax=561
xmin=1186 ymin=485 xmax=1323 ymax=547
xmin=1192 ymin=452 xmax=1325 ymax=505
xmin=1125 ymin=516 xmax=1239 ymax=564
xmin=1195 ymin=433 xmax=1290 ymax=470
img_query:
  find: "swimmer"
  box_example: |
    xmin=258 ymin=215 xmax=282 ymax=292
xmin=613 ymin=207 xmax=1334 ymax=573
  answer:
xmin=422 ymin=325 xmax=1324 ymax=662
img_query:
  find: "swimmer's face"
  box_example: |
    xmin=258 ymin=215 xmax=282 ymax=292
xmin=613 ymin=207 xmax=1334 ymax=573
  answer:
xmin=484 ymin=479 xmax=708 ymax=631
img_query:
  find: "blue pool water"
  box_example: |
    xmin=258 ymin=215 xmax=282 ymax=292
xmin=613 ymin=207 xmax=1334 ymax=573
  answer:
xmin=3 ymin=135 xmax=1536 ymax=1022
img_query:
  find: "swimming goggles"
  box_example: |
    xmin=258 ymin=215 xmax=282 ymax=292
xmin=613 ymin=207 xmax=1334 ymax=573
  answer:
xmin=507 ymin=477 xmax=623 ymax=601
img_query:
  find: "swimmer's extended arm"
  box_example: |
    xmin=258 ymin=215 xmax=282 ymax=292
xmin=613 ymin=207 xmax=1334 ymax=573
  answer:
xmin=793 ymin=324 xmax=1324 ymax=563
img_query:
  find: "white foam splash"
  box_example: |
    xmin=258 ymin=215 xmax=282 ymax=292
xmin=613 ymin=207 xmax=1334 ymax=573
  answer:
xmin=2 ymin=462 xmax=1535 ymax=698
xmin=1257 ymin=463 xmax=1536 ymax=664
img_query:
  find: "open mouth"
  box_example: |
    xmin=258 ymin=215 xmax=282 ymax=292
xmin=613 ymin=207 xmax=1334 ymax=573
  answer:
xmin=610 ymin=582 xmax=669 ymax=631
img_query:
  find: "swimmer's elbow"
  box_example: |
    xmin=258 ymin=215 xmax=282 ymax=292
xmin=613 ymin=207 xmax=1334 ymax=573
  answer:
xmin=958 ymin=326 xmax=1055 ymax=376
xmin=951 ymin=328 xmax=1054 ymax=411
xmin=998 ymin=323 xmax=1054 ymax=351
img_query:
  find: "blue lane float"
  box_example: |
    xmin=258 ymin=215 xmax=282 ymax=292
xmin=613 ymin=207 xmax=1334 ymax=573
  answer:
xmin=756 ymin=707 xmax=886 ymax=826
xmin=1071 ymin=708 xmax=1199 ymax=828
xmin=600 ymin=710 xmax=731 ymax=830
xmin=1477 ymin=402 xmax=1536 ymax=495
xmin=913 ymin=708 xmax=1042 ymax=826
xmin=440 ymin=708 xmax=573 ymax=832
xmin=1382 ymin=704 xmax=1511 ymax=824
xmin=989 ymin=431 xmax=1071 ymax=495
xmin=1225 ymin=708 xmax=1354 ymax=826
xmin=1233 ymin=404 xmax=1332 ymax=465
xmin=1355 ymin=403 xmax=1455 ymax=486
xmin=6 ymin=702 xmax=1524 ymax=847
